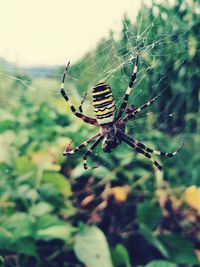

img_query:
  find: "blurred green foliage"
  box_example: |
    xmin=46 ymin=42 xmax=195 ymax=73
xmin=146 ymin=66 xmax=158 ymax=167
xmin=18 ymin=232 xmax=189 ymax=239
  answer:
xmin=0 ymin=0 xmax=200 ymax=266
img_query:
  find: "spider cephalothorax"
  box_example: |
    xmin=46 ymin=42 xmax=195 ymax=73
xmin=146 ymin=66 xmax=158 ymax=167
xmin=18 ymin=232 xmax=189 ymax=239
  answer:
xmin=101 ymin=123 xmax=120 ymax=152
xmin=60 ymin=46 xmax=183 ymax=171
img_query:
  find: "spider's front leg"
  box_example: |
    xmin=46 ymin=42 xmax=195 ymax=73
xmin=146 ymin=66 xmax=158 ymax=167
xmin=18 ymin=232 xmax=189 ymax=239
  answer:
xmin=117 ymin=104 xmax=137 ymax=131
xmin=60 ymin=62 xmax=98 ymax=126
xmin=117 ymin=94 xmax=160 ymax=126
xmin=78 ymin=91 xmax=88 ymax=113
xmin=116 ymin=43 xmax=139 ymax=120
xmin=125 ymin=104 xmax=137 ymax=118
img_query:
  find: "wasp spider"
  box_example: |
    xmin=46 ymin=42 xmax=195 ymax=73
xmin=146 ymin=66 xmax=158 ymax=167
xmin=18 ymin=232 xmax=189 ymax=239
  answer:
xmin=60 ymin=46 xmax=183 ymax=171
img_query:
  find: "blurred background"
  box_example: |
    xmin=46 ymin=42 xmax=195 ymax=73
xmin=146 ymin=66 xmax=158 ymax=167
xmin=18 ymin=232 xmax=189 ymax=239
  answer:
xmin=0 ymin=0 xmax=200 ymax=266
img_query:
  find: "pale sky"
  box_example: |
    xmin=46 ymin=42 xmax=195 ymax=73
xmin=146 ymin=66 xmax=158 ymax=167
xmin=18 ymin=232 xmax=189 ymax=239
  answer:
xmin=0 ymin=0 xmax=145 ymax=66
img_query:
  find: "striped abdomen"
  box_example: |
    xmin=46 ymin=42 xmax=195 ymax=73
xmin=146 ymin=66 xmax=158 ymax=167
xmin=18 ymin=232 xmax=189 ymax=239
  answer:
xmin=92 ymin=82 xmax=116 ymax=125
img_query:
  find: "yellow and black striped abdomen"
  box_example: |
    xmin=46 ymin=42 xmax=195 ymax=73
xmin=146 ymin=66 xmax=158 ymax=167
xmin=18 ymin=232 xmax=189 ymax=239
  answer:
xmin=92 ymin=82 xmax=116 ymax=125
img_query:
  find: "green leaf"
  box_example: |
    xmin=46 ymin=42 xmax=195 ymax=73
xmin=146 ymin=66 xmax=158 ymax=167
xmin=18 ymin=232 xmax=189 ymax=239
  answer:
xmin=0 ymin=255 xmax=4 ymax=265
xmin=93 ymin=166 xmax=115 ymax=179
xmin=74 ymin=226 xmax=113 ymax=267
xmin=36 ymin=225 xmax=73 ymax=241
xmin=2 ymin=213 xmax=34 ymax=242
xmin=43 ymin=171 xmax=72 ymax=196
xmin=29 ymin=202 xmax=54 ymax=216
xmin=139 ymin=224 xmax=169 ymax=258
xmin=0 ymin=119 xmax=14 ymax=133
xmin=145 ymin=260 xmax=177 ymax=267
xmin=36 ymin=214 xmax=64 ymax=230
xmin=17 ymin=186 xmax=38 ymax=202
xmin=111 ymin=244 xmax=131 ymax=267
xmin=159 ymin=234 xmax=199 ymax=264
xmin=70 ymin=162 xmax=85 ymax=179
xmin=11 ymin=238 xmax=37 ymax=257
xmin=15 ymin=156 xmax=35 ymax=176
xmin=0 ymin=227 xmax=13 ymax=248
xmin=136 ymin=202 xmax=162 ymax=230
xmin=0 ymin=228 xmax=37 ymax=257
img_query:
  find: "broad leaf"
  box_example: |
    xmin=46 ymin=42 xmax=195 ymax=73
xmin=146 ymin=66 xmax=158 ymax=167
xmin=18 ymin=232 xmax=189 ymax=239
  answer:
xmin=139 ymin=224 xmax=169 ymax=258
xmin=36 ymin=224 xmax=73 ymax=241
xmin=2 ymin=213 xmax=34 ymax=241
xmin=74 ymin=226 xmax=113 ymax=267
xmin=15 ymin=156 xmax=36 ymax=176
xmin=36 ymin=214 xmax=65 ymax=230
xmin=136 ymin=202 xmax=162 ymax=230
xmin=29 ymin=202 xmax=54 ymax=216
xmin=43 ymin=171 xmax=71 ymax=196
xmin=145 ymin=260 xmax=177 ymax=267
xmin=160 ymin=234 xmax=199 ymax=264
xmin=11 ymin=238 xmax=37 ymax=257
xmin=111 ymin=244 xmax=131 ymax=267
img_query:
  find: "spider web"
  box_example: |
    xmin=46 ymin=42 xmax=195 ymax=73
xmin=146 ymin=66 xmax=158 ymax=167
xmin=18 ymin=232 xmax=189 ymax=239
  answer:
xmin=0 ymin=0 xmax=197 ymax=170
xmin=59 ymin=6 xmax=192 ymax=162
xmin=67 ymin=2 xmax=197 ymax=173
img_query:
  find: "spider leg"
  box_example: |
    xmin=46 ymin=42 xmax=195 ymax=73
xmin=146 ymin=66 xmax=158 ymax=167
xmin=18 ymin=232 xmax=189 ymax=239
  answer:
xmin=125 ymin=104 xmax=137 ymax=115
xmin=63 ymin=132 xmax=101 ymax=156
xmin=133 ymin=94 xmax=161 ymax=116
xmin=121 ymin=135 xmax=184 ymax=158
xmin=78 ymin=91 xmax=88 ymax=113
xmin=83 ymin=135 xmax=104 ymax=170
xmin=116 ymin=43 xmax=139 ymax=120
xmin=60 ymin=62 xmax=98 ymax=126
xmin=117 ymin=130 xmax=163 ymax=171
xmin=117 ymin=94 xmax=160 ymax=126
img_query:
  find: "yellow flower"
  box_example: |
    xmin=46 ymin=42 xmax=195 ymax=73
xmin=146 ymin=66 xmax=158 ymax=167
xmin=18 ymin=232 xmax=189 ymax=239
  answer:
xmin=110 ymin=186 xmax=131 ymax=203
xmin=184 ymin=185 xmax=200 ymax=213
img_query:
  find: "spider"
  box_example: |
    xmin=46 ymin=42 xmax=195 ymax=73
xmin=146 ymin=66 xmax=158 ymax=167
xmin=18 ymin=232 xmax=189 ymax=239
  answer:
xmin=60 ymin=46 xmax=183 ymax=171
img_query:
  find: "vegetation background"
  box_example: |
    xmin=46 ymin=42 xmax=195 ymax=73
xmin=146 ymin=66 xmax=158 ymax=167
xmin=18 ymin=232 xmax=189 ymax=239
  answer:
xmin=0 ymin=0 xmax=200 ymax=266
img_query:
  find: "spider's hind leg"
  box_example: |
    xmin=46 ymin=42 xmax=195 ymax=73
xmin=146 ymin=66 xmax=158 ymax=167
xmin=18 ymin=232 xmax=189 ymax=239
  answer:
xmin=118 ymin=122 xmax=126 ymax=133
xmin=129 ymin=137 xmax=184 ymax=158
xmin=118 ymin=130 xmax=163 ymax=171
xmin=63 ymin=133 xmax=101 ymax=156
